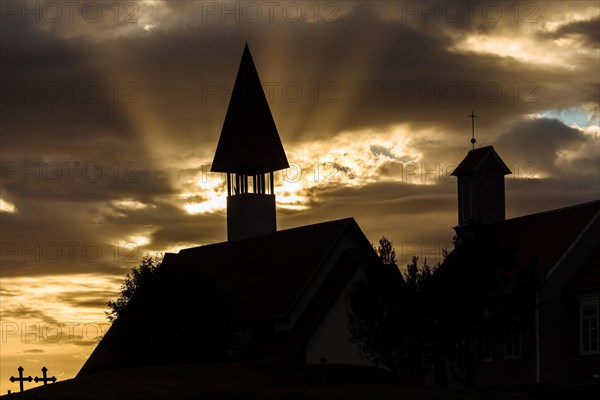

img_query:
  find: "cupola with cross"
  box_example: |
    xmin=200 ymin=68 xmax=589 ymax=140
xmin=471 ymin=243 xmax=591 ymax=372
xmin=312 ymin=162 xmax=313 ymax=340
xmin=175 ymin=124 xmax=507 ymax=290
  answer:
xmin=211 ymin=44 xmax=289 ymax=241
xmin=451 ymin=113 xmax=511 ymax=226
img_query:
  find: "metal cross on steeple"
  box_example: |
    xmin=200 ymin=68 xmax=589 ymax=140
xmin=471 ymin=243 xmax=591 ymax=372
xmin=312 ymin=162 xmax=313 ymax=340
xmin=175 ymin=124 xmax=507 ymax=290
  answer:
xmin=469 ymin=111 xmax=477 ymax=150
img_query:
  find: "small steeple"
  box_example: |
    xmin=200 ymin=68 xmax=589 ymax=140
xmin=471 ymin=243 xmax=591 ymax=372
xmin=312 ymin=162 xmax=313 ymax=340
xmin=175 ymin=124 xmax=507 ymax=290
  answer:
xmin=452 ymin=145 xmax=511 ymax=226
xmin=211 ymin=44 xmax=289 ymax=241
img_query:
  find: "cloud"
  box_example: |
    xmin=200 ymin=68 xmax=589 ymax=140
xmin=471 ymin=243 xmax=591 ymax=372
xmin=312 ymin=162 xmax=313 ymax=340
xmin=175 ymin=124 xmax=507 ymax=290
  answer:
xmin=0 ymin=303 xmax=107 ymax=347
xmin=0 ymin=306 xmax=60 ymax=326
xmin=0 ymin=0 xmax=596 ymax=319
xmin=1 ymin=1 xmax=598 ymax=389
xmin=0 ymin=198 xmax=17 ymax=213
xmin=54 ymin=290 xmax=120 ymax=309
xmin=496 ymin=117 xmax=597 ymax=178
xmin=550 ymin=17 xmax=600 ymax=47
xmin=0 ymin=287 xmax=22 ymax=297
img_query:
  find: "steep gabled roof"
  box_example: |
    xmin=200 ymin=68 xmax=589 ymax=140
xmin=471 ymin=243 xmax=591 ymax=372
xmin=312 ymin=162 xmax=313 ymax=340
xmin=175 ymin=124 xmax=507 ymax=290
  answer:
xmin=451 ymin=145 xmax=511 ymax=176
xmin=164 ymin=218 xmax=366 ymax=320
xmin=211 ymin=44 xmax=289 ymax=174
xmin=78 ymin=218 xmax=375 ymax=375
xmin=567 ymin=244 xmax=600 ymax=292
xmin=477 ymin=200 xmax=600 ymax=283
xmin=241 ymin=246 xmax=380 ymax=360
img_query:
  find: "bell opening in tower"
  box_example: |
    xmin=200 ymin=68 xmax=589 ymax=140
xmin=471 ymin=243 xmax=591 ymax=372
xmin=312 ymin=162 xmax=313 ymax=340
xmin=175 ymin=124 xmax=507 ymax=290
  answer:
xmin=227 ymin=172 xmax=275 ymax=196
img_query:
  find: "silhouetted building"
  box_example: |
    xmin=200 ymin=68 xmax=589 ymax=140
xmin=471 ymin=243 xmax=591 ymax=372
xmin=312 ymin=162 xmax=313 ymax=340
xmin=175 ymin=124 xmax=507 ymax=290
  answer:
xmin=452 ymin=147 xmax=600 ymax=386
xmin=211 ymin=44 xmax=289 ymax=241
xmin=79 ymin=44 xmax=384 ymax=376
xmin=452 ymin=146 xmax=511 ymax=226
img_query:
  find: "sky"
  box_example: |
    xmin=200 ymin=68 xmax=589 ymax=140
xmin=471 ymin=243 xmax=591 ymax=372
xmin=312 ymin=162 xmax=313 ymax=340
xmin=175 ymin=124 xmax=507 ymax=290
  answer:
xmin=0 ymin=0 xmax=599 ymax=392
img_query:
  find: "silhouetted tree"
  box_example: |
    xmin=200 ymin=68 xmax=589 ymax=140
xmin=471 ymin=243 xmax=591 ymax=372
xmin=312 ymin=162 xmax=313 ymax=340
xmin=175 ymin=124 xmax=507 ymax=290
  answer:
xmin=349 ymin=232 xmax=535 ymax=389
xmin=348 ymin=237 xmax=403 ymax=373
xmin=401 ymin=256 xmax=437 ymax=381
xmin=106 ymin=254 xmax=163 ymax=322
xmin=376 ymin=236 xmax=397 ymax=266
xmin=348 ymin=237 xmax=435 ymax=380
xmin=431 ymin=230 xmax=535 ymax=389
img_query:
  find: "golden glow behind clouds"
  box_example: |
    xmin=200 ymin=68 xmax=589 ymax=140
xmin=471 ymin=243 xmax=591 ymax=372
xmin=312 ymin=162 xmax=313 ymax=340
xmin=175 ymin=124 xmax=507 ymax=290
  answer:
xmin=179 ymin=124 xmax=430 ymax=214
xmin=451 ymin=34 xmax=571 ymax=67
xmin=0 ymin=275 xmax=117 ymax=392
xmin=1 ymin=1 xmax=598 ymax=393
xmin=0 ymin=198 xmax=17 ymax=213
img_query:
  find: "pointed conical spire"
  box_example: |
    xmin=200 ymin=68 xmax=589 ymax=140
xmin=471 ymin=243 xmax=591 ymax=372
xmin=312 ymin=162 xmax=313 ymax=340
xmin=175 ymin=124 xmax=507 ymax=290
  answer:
xmin=211 ymin=43 xmax=289 ymax=174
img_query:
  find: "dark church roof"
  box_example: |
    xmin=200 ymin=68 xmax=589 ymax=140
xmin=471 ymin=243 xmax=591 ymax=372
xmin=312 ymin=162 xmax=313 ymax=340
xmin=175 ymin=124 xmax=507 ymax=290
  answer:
xmin=79 ymin=218 xmax=378 ymax=375
xmin=451 ymin=145 xmax=511 ymax=176
xmin=466 ymin=200 xmax=600 ymax=284
xmin=242 ymin=245 xmax=380 ymax=360
xmin=567 ymin=244 xmax=600 ymax=292
xmin=211 ymin=44 xmax=289 ymax=174
xmin=162 ymin=217 xmax=368 ymax=320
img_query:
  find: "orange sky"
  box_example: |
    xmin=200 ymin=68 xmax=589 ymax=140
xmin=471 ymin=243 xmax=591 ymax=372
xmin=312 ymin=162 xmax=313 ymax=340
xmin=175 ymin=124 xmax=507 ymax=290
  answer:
xmin=1 ymin=0 xmax=599 ymax=393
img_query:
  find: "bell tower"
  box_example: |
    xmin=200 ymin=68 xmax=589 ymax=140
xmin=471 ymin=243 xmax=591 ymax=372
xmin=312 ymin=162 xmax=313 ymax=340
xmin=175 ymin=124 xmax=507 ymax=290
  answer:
xmin=450 ymin=113 xmax=511 ymax=226
xmin=451 ymin=145 xmax=511 ymax=226
xmin=211 ymin=44 xmax=289 ymax=241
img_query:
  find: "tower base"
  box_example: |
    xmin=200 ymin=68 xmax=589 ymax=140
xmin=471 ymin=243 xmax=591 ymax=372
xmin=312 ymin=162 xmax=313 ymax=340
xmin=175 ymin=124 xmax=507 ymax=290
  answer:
xmin=227 ymin=194 xmax=276 ymax=241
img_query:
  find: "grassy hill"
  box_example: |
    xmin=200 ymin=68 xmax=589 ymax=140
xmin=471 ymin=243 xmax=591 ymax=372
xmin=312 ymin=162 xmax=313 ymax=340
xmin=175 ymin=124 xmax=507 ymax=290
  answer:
xmin=1 ymin=362 xmax=598 ymax=400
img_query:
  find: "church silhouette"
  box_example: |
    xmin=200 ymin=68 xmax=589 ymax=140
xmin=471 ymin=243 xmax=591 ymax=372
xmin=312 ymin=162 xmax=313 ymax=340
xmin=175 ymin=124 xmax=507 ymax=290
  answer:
xmin=449 ymin=146 xmax=599 ymax=386
xmin=79 ymin=44 xmax=390 ymax=375
xmin=78 ymin=44 xmax=600 ymax=388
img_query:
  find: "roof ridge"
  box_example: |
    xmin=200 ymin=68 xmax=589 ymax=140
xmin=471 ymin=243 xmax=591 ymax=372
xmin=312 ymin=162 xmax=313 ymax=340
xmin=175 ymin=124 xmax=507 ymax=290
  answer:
xmin=539 ymin=205 xmax=600 ymax=287
xmin=177 ymin=217 xmax=356 ymax=253
xmin=277 ymin=217 xmax=355 ymax=233
xmin=451 ymin=145 xmax=511 ymax=176
xmin=469 ymin=145 xmax=494 ymax=152
xmin=284 ymin=218 xmax=365 ymax=319
xmin=503 ymin=199 xmax=600 ymax=224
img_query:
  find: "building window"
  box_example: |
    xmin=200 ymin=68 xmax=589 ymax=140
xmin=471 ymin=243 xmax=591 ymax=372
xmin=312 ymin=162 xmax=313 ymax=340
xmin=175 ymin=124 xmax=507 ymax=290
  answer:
xmin=454 ymin=336 xmax=466 ymax=362
xmin=480 ymin=335 xmax=493 ymax=362
xmin=505 ymin=331 xmax=521 ymax=359
xmin=461 ymin=179 xmax=472 ymax=221
xmin=580 ymin=297 xmax=599 ymax=355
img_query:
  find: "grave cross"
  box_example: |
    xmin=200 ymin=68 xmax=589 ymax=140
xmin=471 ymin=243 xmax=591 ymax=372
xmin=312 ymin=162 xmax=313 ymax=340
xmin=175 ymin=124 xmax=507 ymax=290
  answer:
xmin=9 ymin=366 xmax=32 ymax=392
xmin=34 ymin=366 xmax=57 ymax=385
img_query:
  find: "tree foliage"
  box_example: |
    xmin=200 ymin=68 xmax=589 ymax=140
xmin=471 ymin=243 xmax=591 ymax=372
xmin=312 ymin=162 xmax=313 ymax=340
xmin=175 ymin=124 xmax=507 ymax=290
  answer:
xmin=376 ymin=236 xmax=397 ymax=266
xmin=106 ymin=254 xmax=163 ymax=322
xmin=348 ymin=232 xmax=535 ymax=388
xmin=348 ymin=237 xmax=435 ymax=380
xmin=431 ymin=231 xmax=535 ymax=388
xmin=348 ymin=237 xmax=403 ymax=373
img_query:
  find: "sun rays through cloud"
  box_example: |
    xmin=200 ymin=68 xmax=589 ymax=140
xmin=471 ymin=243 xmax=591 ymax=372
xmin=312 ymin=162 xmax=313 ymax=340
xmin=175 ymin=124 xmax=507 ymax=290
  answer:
xmin=1 ymin=0 xmax=598 ymax=391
